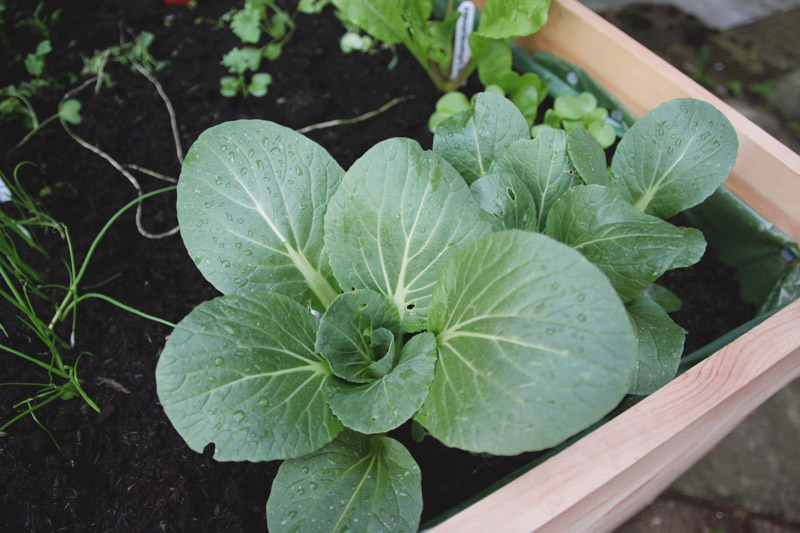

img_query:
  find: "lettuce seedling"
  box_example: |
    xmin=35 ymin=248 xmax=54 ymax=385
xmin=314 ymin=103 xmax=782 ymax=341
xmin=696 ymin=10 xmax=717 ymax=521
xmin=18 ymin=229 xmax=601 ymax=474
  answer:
xmin=535 ymin=91 xmax=617 ymax=148
xmin=156 ymin=92 xmax=737 ymax=530
xmin=331 ymin=0 xmax=552 ymax=92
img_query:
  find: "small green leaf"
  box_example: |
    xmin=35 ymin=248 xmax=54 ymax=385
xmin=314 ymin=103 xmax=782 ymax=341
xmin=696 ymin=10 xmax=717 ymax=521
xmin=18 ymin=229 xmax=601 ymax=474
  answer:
xmin=247 ymin=72 xmax=272 ymax=97
xmin=567 ymin=128 xmax=608 ymax=186
xmin=59 ymin=99 xmax=82 ymax=125
xmin=553 ymin=94 xmax=584 ymax=120
xmin=611 ymin=98 xmax=738 ymax=218
xmin=644 ymin=283 xmax=683 ymax=313
xmin=433 ymin=92 xmax=530 ymax=184
xmin=221 ymin=47 xmax=261 ymax=74
xmin=470 ymin=172 xmax=538 ymax=231
xmin=220 ymin=76 xmax=240 ymax=98
xmin=325 ymin=332 xmax=437 ymax=434
xmin=366 ymin=328 xmax=396 ymax=378
xmin=419 ymin=230 xmax=636 ymax=454
xmin=627 ymin=294 xmax=685 ymax=395
xmin=325 ymin=138 xmax=492 ymax=331
xmin=490 ymin=129 xmax=578 ymax=232
xmin=267 ymin=432 xmax=422 ymax=533
xmin=24 ymin=54 xmax=45 ymax=77
xmin=231 ymin=8 xmax=261 ymax=43
xmin=588 ymin=121 xmax=616 ymax=149
xmin=477 ymin=0 xmax=552 ymax=40
xmin=35 ymin=40 xmax=52 ymax=56
xmin=545 ymin=185 xmax=699 ymax=302
xmin=155 ymin=292 xmax=342 ymax=461
xmin=177 ymin=120 xmax=343 ymax=309
xmin=435 ymin=91 xmax=471 ymax=115
xmin=263 ymin=42 xmax=282 ymax=60
xmin=316 ymin=289 xmax=401 ymax=383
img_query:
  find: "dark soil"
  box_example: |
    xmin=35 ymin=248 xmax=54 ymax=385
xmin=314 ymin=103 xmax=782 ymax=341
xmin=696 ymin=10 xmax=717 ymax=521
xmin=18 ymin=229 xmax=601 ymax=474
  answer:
xmin=0 ymin=1 xmax=756 ymax=531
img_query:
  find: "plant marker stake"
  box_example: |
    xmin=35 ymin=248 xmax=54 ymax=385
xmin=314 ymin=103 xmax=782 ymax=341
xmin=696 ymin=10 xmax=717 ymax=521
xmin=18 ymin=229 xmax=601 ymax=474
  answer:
xmin=450 ymin=1 xmax=475 ymax=81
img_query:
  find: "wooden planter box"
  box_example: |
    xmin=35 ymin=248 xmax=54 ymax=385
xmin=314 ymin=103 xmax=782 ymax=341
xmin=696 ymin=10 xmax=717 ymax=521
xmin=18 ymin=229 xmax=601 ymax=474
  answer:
xmin=430 ymin=1 xmax=800 ymax=531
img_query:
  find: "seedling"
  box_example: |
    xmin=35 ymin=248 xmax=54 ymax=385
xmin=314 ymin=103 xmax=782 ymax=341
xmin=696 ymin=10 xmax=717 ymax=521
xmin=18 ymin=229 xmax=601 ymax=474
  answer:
xmin=536 ymin=91 xmax=617 ymax=148
xmin=0 ymin=85 xmax=82 ymax=148
xmin=218 ymin=0 xmax=324 ymax=98
xmin=332 ymin=0 xmax=552 ymax=92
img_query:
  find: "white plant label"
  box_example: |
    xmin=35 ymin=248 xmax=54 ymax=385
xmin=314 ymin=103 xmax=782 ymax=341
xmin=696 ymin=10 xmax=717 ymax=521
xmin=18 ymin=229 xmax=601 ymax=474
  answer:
xmin=450 ymin=1 xmax=476 ymax=80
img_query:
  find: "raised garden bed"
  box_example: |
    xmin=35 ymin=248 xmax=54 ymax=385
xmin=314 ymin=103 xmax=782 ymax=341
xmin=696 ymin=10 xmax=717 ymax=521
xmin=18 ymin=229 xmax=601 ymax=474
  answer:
xmin=1 ymin=0 xmax=798 ymax=531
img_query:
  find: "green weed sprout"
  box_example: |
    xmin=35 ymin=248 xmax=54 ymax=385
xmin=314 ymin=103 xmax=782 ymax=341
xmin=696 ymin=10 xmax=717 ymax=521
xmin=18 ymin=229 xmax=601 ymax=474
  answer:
xmin=219 ymin=0 xmax=325 ymax=98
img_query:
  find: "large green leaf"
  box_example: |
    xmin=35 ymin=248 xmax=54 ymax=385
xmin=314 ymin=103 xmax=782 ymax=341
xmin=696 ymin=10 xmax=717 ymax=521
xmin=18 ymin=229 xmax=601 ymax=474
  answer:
xmin=324 ymin=138 xmax=492 ymax=332
xmin=470 ymin=172 xmax=538 ymax=231
xmin=610 ymin=98 xmax=738 ymax=219
xmin=418 ymin=230 xmax=636 ymax=454
xmin=491 ymin=129 xmax=579 ymax=232
xmin=567 ymin=128 xmax=609 ymax=186
xmin=267 ymin=432 xmax=422 ymax=533
xmin=433 ymin=92 xmax=530 ymax=184
xmin=627 ymin=294 xmax=685 ymax=395
xmin=325 ymin=332 xmax=437 ymax=434
xmin=545 ymin=185 xmax=705 ymax=302
xmin=476 ymin=0 xmax=552 ymax=40
xmin=177 ymin=120 xmax=342 ymax=309
xmin=315 ymin=289 xmax=401 ymax=383
xmin=155 ymin=292 xmax=342 ymax=461
xmin=331 ymin=0 xmax=409 ymax=44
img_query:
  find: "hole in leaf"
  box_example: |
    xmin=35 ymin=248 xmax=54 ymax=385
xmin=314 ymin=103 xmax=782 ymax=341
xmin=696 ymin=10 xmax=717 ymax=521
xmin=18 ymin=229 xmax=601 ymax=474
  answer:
xmin=506 ymin=187 xmax=516 ymax=201
xmin=406 ymin=304 xmax=415 ymax=310
xmin=358 ymin=303 xmax=368 ymax=310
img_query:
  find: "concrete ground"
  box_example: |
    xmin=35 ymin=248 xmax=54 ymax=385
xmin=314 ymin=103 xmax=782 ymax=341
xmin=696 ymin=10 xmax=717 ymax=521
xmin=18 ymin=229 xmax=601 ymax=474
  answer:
xmin=574 ymin=1 xmax=800 ymax=531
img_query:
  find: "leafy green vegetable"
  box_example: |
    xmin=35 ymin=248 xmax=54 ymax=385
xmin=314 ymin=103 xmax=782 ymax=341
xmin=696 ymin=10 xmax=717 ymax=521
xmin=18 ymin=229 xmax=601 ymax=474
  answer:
xmin=155 ymin=292 xmax=342 ymax=461
xmin=626 ymin=294 xmax=685 ymax=395
xmin=325 ymin=332 xmax=437 ymax=434
xmin=470 ymin=172 xmax=537 ymax=231
xmin=537 ymin=91 xmax=617 ymax=148
xmin=159 ymin=92 xmax=738 ymax=530
xmin=567 ymin=128 xmax=609 ymax=186
xmin=316 ymin=290 xmax=402 ymax=383
xmin=176 ymin=120 xmax=342 ymax=309
xmin=475 ymin=0 xmax=552 ymax=40
xmin=644 ymin=283 xmax=683 ymax=313
xmin=417 ymin=230 xmax=637 ymax=454
xmin=491 ymin=128 xmax=578 ymax=232
xmin=545 ymin=185 xmax=706 ymax=302
xmin=332 ymin=0 xmax=552 ymax=92
xmin=267 ymin=431 xmax=422 ymax=533
xmin=325 ymin=137 xmax=492 ymax=331
xmin=610 ymin=98 xmax=738 ymax=219
xmin=433 ymin=92 xmax=530 ymax=184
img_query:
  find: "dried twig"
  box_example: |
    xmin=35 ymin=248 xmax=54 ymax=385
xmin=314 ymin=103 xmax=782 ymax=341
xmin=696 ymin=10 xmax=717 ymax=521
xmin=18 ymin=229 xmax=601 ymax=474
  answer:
xmin=60 ymin=78 xmax=179 ymax=239
xmin=121 ymin=24 xmax=184 ymax=165
xmin=297 ymin=95 xmax=415 ymax=133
